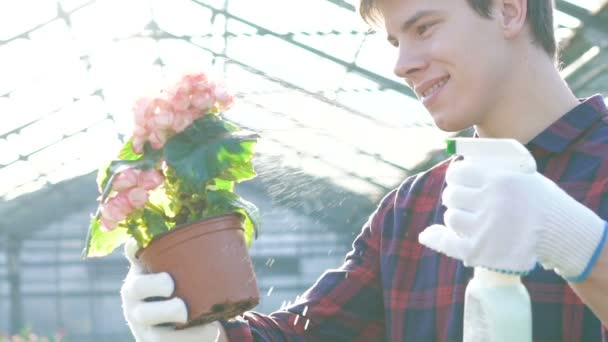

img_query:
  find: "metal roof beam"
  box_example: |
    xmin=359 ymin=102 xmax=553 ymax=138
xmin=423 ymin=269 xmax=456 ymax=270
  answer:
xmin=556 ymin=0 xmax=608 ymax=32
xmin=191 ymin=0 xmax=415 ymax=97
xmin=323 ymin=0 xmax=356 ymax=12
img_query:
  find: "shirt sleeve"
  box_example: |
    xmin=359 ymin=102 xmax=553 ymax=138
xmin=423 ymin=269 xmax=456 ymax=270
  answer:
xmin=220 ymin=188 xmax=399 ymax=342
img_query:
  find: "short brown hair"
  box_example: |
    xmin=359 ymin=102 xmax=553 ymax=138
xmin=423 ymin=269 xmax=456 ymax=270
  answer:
xmin=359 ymin=0 xmax=557 ymax=61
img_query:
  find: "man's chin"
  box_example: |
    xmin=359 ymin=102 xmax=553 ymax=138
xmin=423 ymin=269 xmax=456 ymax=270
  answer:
xmin=431 ymin=115 xmax=470 ymax=133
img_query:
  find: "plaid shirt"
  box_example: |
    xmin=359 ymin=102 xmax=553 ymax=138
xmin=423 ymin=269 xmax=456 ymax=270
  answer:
xmin=222 ymin=95 xmax=608 ymax=341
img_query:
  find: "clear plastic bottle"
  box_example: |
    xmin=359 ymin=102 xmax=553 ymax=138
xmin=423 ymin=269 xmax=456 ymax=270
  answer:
xmin=448 ymin=138 xmax=535 ymax=342
xmin=463 ymin=268 xmax=532 ymax=342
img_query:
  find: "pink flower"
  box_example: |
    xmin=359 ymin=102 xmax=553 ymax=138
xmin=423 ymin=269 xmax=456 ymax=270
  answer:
xmin=191 ymin=90 xmax=215 ymax=112
xmin=113 ymin=169 xmax=140 ymax=192
xmin=99 ymin=170 xmax=161 ymax=231
xmin=99 ymin=193 xmax=133 ymax=231
xmin=132 ymin=99 xmax=155 ymax=154
xmin=172 ymin=91 xmax=190 ymax=111
xmin=133 ymin=98 xmax=155 ymax=126
xmin=133 ymin=124 xmax=148 ymax=138
xmin=194 ymin=79 xmax=215 ymax=93
xmin=132 ymin=134 xmax=147 ymax=154
xmin=128 ymin=72 xmax=235 ymax=152
xmin=100 ymin=215 xmax=119 ymax=232
xmin=148 ymin=129 xmax=169 ymax=150
xmin=214 ymin=85 xmax=234 ymax=111
xmin=111 ymin=192 xmax=133 ymax=216
xmin=153 ymin=107 xmax=175 ymax=130
xmin=168 ymin=84 xmax=192 ymax=112
xmin=139 ymin=170 xmax=164 ymax=190
xmin=172 ymin=110 xmax=195 ymax=133
xmin=182 ymin=73 xmax=209 ymax=90
xmin=127 ymin=187 xmax=148 ymax=209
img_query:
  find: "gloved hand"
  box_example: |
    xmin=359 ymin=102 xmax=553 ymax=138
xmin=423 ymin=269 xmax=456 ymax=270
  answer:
xmin=419 ymin=159 xmax=608 ymax=281
xmin=121 ymin=238 xmax=227 ymax=342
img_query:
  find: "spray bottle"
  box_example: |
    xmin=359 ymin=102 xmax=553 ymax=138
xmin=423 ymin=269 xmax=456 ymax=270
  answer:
xmin=446 ymin=137 xmax=534 ymax=342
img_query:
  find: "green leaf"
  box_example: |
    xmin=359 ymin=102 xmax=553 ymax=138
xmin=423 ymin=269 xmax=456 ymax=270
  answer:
xmin=219 ymin=159 xmax=257 ymax=182
xmin=121 ymin=208 xmax=170 ymax=249
xmin=114 ymin=143 xmax=163 ymax=172
xmin=148 ymin=186 xmax=176 ymax=216
xmin=211 ymin=178 xmax=235 ymax=191
xmin=241 ymin=210 xmax=255 ymax=248
xmin=142 ymin=208 xmax=169 ymax=238
xmin=126 ymin=220 xmax=147 ymax=249
xmin=96 ymin=161 xmax=112 ymax=192
xmin=205 ymin=190 xmax=261 ymax=247
xmin=119 ymin=140 xmax=144 ymax=160
xmin=82 ymin=217 xmax=130 ymax=258
xmin=164 ymin=116 xmax=259 ymax=190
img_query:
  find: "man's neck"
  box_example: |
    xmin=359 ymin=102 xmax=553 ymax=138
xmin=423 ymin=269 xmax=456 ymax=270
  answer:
xmin=474 ymin=49 xmax=580 ymax=144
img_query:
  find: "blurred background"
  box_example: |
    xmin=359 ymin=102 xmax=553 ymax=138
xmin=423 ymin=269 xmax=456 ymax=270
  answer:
xmin=0 ymin=0 xmax=606 ymax=340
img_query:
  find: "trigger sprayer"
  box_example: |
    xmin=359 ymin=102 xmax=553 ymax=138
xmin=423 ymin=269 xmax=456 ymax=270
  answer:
xmin=446 ymin=138 xmax=534 ymax=342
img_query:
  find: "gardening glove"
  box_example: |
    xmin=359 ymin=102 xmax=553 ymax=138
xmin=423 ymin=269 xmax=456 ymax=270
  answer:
xmin=121 ymin=238 xmax=227 ymax=342
xmin=418 ymin=159 xmax=608 ymax=282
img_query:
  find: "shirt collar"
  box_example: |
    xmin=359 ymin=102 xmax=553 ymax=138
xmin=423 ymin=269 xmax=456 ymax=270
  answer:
xmin=525 ymin=95 xmax=607 ymax=153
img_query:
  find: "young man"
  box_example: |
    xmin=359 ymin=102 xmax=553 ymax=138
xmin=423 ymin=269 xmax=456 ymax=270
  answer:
xmin=120 ymin=0 xmax=608 ymax=340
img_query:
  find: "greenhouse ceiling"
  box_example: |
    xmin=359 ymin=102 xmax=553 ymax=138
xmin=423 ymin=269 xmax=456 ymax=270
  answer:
xmin=0 ymin=0 xmax=606 ymax=211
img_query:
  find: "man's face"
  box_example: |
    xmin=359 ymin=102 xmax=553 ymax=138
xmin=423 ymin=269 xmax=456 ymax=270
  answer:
xmin=381 ymin=0 xmax=512 ymax=132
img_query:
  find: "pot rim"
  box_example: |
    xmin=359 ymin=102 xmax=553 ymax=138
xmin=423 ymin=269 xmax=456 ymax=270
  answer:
xmin=135 ymin=212 xmax=245 ymax=258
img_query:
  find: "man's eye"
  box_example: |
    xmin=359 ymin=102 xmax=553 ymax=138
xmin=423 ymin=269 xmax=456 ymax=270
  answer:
xmin=417 ymin=22 xmax=435 ymax=35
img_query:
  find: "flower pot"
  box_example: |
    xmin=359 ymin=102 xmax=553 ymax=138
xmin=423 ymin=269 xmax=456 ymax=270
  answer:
xmin=136 ymin=213 xmax=260 ymax=329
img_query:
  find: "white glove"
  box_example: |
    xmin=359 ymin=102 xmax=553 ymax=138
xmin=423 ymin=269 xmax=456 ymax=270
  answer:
xmin=419 ymin=159 xmax=607 ymax=281
xmin=121 ymin=238 xmax=227 ymax=342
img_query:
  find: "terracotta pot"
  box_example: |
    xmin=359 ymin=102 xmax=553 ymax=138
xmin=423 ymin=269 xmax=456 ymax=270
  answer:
xmin=136 ymin=213 xmax=260 ymax=329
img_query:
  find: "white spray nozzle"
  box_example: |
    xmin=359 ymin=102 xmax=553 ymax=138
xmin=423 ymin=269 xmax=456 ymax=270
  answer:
xmin=446 ymin=138 xmax=537 ymax=173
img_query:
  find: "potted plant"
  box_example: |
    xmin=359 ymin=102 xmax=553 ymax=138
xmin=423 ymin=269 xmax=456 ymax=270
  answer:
xmin=82 ymin=72 xmax=261 ymax=328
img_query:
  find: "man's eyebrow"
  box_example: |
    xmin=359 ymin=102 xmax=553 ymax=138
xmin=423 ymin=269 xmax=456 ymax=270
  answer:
xmin=386 ymin=10 xmax=442 ymax=42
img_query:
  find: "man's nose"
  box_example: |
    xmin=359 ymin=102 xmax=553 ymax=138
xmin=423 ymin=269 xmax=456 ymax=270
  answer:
xmin=393 ymin=46 xmax=428 ymax=85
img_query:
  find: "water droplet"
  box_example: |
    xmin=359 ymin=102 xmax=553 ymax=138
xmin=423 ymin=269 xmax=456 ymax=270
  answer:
xmin=293 ymin=315 xmax=300 ymax=326
xmin=304 ymin=319 xmax=310 ymax=330
xmin=302 ymin=305 xmax=309 ymax=316
xmin=267 ymin=286 xmax=274 ymax=296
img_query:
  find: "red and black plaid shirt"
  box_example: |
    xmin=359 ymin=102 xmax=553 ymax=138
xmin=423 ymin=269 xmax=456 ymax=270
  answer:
xmin=222 ymin=95 xmax=608 ymax=341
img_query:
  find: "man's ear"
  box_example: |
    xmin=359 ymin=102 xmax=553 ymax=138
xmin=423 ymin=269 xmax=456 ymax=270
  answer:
xmin=497 ymin=0 xmax=528 ymax=39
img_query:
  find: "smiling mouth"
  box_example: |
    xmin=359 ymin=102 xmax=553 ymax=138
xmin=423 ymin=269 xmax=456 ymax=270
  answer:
xmin=421 ymin=76 xmax=450 ymax=99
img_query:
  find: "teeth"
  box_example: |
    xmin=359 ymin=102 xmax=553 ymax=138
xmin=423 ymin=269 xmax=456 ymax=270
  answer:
xmin=422 ymin=78 xmax=448 ymax=98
